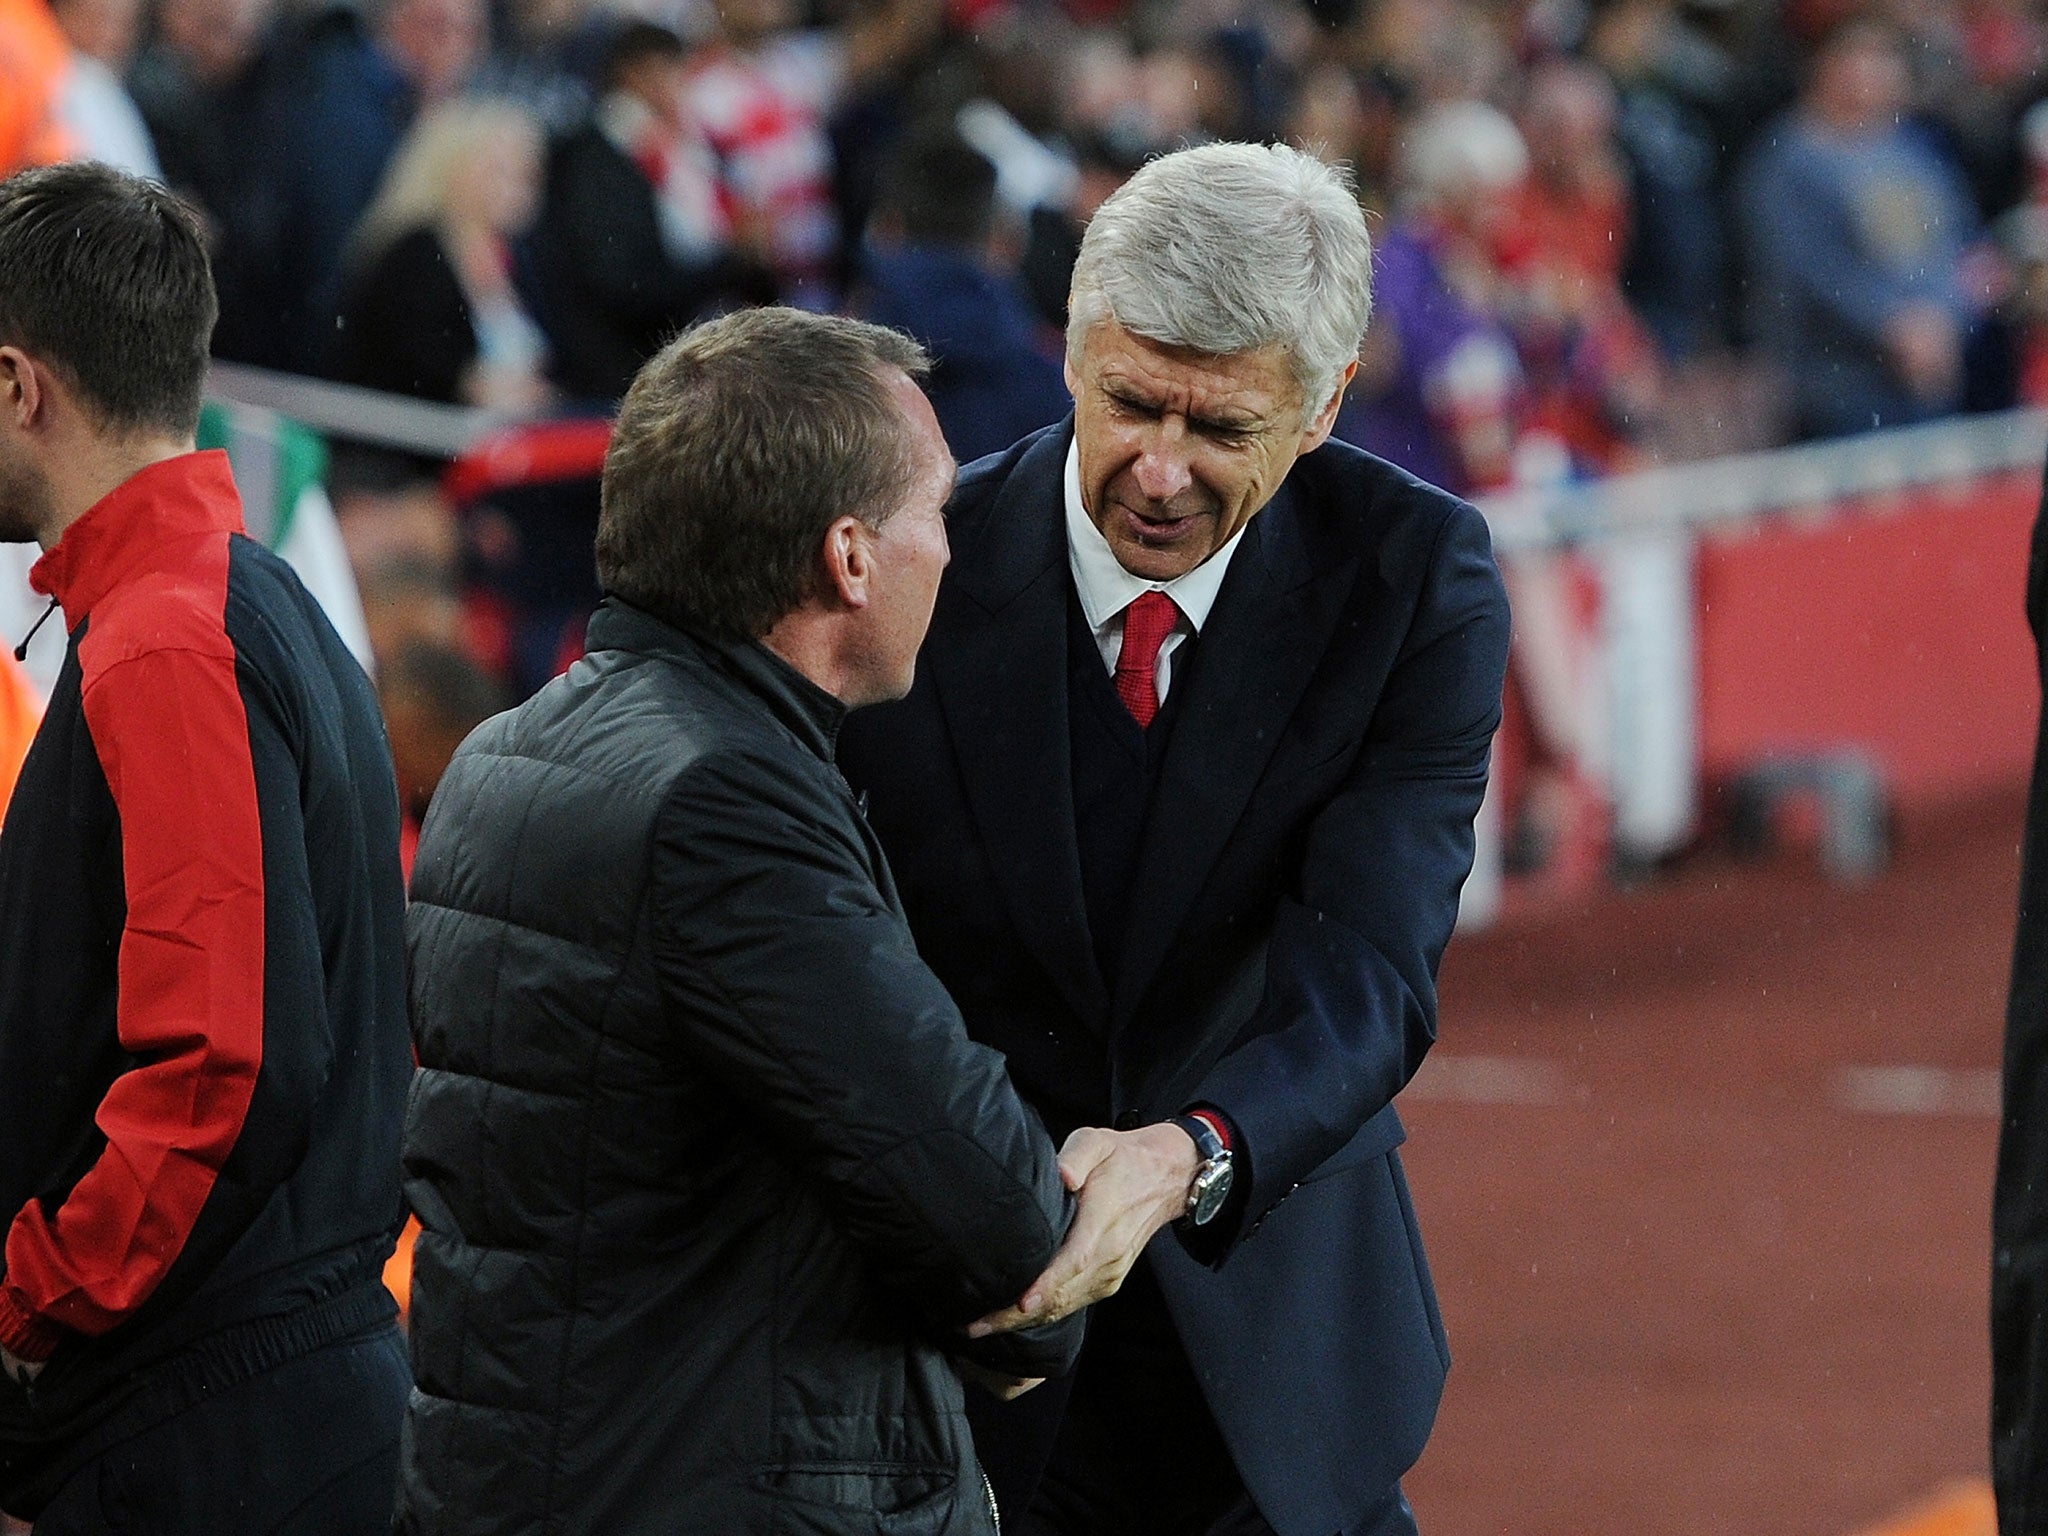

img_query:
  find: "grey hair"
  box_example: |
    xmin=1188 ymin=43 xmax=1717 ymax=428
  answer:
xmin=1397 ymin=100 xmax=1529 ymax=212
xmin=1066 ymin=141 xmax=1373 ymax=421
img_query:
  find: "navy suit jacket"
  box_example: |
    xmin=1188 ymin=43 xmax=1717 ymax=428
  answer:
xmin=838 ymin=418 xmax=1511 ymax=1536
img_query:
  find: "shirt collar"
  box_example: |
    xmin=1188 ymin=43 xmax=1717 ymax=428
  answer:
xmin=1062 ymin=437 xmax=1246 ymax=632
xmin=30 ymin=450 xmax=244 ymax=627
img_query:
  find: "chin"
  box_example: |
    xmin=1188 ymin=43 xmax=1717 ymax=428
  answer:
xmin=1113 ymin=538 xmax=1206 ymax=583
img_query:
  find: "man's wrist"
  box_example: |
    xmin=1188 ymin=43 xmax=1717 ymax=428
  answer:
xmin=1169 ymin=1110 xmax=1235 ymax=1226
xmin=0 ymin=1284 xmax=59 ymax=1366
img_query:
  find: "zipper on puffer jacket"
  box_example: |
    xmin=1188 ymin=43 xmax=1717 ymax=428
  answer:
xmin=983 ymin=1470 xmax=1000 ymax=1533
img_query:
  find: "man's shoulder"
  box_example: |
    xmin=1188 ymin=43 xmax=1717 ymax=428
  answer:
xmin=77 ymin=527 xmax=297 ymax=679
xmin=468 ymin=644 xmax=822 ymax=807
xmin=1276 ymin=436 xmax=1492 ymax=587
xmin=952 ymin=419 xmax=1066 ymax=502
xmin=941 ymin=420 xmax=1068 ymax=559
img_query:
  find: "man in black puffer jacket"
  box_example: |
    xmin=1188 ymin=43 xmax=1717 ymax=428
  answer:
xmin=400 ymin=307 xmax=1094 ymax=1535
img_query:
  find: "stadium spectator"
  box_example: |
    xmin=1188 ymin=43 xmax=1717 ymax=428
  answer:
xmin=399 ymin=307 xmax=1085 ymax=1532
xmin=260 ymin=0 xmax=489 ymax=370
xmin=126 ymin=0 xmax=288 ymax=363
xmin=48 ymin=0 xmax=157 ymax=175
xmin=855 ymin=115 xmax=1068 ymax=463
xmin=1996 ymin=99 xmax=2048 ymax=405
xmin=1499 ymin=56 xmax=1662 ymax=475
xmin=469 ymin=0 xmax=608 ymax=132
xmin=537 ymin=20 xmax=773 ymax=404
xmin=378 ymin=637 xmax=504 ymax=876
xmin=1738 ymin=15 xmax=1982 ymax=439
xmin=1580 ymin=0 xmax=1732 ymax=363
xmin=0 ymin=163 xmax=411 ymax=1535
xmin=1337 ymin=98 xmax=1528 ymax=495
xmin=840 ymin=140 xmax=1510 ymax=1536
xmin=683 ymin=0 xmax=941 ymax=305
xmin=333 ymin=97 xmax=552 ymax=412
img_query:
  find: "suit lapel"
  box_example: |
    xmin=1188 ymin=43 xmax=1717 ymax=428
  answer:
xmin=1112 ymin=479 xmax=1360 ymax=1024
xmin=930 ymin=427 xmax=1109 ymax=1026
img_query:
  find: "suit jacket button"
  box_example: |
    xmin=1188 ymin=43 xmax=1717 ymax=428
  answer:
xmin=1114 ymin=1111 xmax=1141 ymax=1131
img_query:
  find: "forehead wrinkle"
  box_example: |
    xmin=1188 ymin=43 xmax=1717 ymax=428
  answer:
xmin=1087 ymin=329 xmax=1300 ymax=428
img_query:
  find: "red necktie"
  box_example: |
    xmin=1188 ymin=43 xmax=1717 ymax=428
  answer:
xmin=1114 ymin=591 xmax=1181 ymax=729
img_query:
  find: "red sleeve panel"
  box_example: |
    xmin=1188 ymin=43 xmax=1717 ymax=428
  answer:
xmin=0 ymin=552 xmax=267 ymax=1360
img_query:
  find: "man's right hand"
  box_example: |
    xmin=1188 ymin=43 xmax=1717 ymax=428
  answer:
xmin=965 ymin=1122 xmax=1198 ymax=1338
xmin=0 ymin=1344 xmax=42 ymax=1390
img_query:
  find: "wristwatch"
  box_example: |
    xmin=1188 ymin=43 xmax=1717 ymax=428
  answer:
xmin=1171 ymin=1112 xmax=1235 ymax=1227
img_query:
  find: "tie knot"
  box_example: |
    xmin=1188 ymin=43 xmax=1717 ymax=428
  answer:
xmin=1121 ymin=590 xmax=1180 ymax=660
xmin=1113 ymin=590 xmax=1180 ymax=729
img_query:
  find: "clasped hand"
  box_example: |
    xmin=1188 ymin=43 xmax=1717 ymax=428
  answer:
xmin=965 ymin=1121 xmax=1198 ymax=1339
xmin=1 ymin=1344 xmax=42 ymax=1389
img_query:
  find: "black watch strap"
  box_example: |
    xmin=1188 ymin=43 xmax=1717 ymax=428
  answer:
xmin=1170 ymin=1113 xmax=1235 ymax=1226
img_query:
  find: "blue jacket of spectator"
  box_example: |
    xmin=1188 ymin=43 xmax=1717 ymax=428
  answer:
xmin=857 ymin=244 xmax=1071 ymax=464
xmin=1739 ymin=115 xmax=1978 ymax=439
xmin=266 ymin=5 xmax=415 ymax=374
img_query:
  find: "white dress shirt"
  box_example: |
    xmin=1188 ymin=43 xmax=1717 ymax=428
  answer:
xmin=1063 ymin=439 xmax=1247 ymax=707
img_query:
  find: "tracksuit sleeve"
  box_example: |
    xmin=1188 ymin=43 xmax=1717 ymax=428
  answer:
xmin=0 ymin=643 xmax=323 ymax=1361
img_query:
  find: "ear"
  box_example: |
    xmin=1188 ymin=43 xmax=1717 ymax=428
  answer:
xmin=819 ymin=515 xmax=874 ymax=611
xmin=1298 ymin=358 xmax=1358 ymax=455
xmin=0 ymin=346 xmax=44 ymax=432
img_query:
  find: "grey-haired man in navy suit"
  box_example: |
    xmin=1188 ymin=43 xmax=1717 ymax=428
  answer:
xmin=839 ymin=140 xmax=1513 ymax=1536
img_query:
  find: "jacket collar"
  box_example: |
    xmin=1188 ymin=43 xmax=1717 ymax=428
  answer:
xmin=30 ymin=451 xmax=244 ymax=628
xmin=585 ymin=597 xmax=848 ymax=763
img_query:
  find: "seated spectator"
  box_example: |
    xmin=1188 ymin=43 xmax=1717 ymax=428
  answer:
xmin=332 ymin=98 xmax=553 ymax=413
xmin=50 ymin=0 xmax=158 ymax=175
xmin=1738 ymin=15 xmax=1982 ymax=439
xmin=854 ymin=116 xmax=1068 ymax=463
xmin=536 ymin=20 xmax=772 ymax=405
xmin=1336 ymin=97 xmax=1528 ymax=497
xmin=1498 ymin=57 xmax=1662 ymax=475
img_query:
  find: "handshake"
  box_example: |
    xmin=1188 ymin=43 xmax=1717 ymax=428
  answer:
xmin=956 ymin=1121 xmax=1203 ymax=1400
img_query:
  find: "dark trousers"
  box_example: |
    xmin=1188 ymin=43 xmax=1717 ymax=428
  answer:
xmin=972 ymin=1260 xmax=1414 ymax=1536
xmin=30 ymin=1324 xmax=409 ymax=1536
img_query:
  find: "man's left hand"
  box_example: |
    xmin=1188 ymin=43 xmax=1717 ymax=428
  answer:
xmin=965 ymin=1122 xmax=1197 ymax=1337
xmin=1 ymin=1345 xmax=43 ymax=1389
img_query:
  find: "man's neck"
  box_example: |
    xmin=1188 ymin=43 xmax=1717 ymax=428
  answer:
xmin=37 ymin=434 xmax=195 ymax=552
xmin=760 ymin=609 xmax=869 ymax=707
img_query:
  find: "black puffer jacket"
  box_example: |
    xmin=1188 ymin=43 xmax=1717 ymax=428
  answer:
xmin=399 ymin=600 xmax=1080 ymax=1536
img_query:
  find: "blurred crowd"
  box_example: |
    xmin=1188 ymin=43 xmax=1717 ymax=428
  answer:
xmin=6 ymin=0 xmax=2047 ymax=455
xmin=6 ymin=0 xmax=2048 ymax=846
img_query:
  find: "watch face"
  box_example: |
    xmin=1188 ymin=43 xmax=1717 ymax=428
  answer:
xmin=1189 ymin=1159 xmax=1234 ymax=1226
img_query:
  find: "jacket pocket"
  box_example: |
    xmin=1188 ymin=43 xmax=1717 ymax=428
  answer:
xmin=752 ymin=1462 xmax=964 ymax=1536
xmin=1300 ymin=1102 xmax=1407 ymax=1185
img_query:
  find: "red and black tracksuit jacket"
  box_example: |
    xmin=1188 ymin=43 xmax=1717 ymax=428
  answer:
xmin=0 ymin=453 xmax=411 ymax=1484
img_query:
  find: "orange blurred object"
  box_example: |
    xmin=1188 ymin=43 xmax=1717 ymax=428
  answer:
xmin=0 ymin=0 xmax=78 ymax=173
xmin=383 ymin=1214 xmax=419 ymax=1320
xmin=0 ymin=652 xmax=43 ymax=823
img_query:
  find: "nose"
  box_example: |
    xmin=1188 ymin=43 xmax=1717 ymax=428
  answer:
xmin=1131 ymin=431 xmax=1194 ymax=504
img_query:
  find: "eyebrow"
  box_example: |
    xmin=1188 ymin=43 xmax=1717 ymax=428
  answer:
xmin=1100 ymin=378 xmax=1267 ymax=434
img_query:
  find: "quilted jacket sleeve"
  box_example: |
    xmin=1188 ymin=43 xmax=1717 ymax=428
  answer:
xmin=649 ymin=745 xmax=1083 ymax=1378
